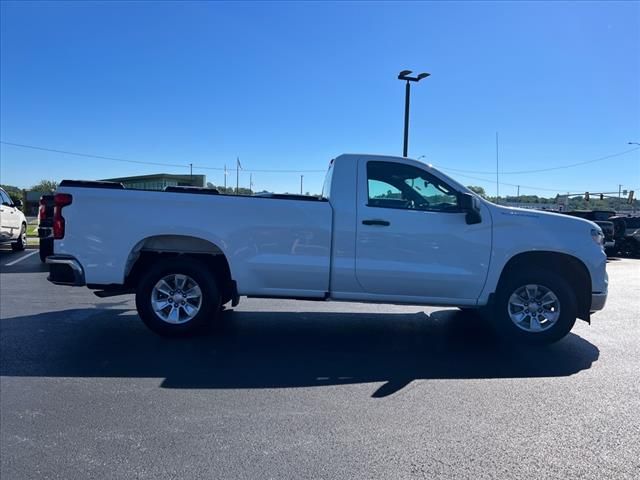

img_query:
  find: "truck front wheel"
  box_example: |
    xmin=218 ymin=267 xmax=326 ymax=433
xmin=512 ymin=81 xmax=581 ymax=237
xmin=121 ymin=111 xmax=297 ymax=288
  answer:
xmin=135 ymin=257 xmax=221 ymax=337
xmin=491 ymin=268 xmax=577 ymax=345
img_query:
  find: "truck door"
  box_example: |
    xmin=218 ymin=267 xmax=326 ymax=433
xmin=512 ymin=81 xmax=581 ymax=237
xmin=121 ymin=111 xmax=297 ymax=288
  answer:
xmin=355 ymin=159 xmax=492 ymax=302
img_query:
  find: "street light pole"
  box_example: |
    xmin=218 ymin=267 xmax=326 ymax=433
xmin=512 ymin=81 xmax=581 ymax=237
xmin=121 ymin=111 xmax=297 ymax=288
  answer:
xmin=629 ymin=141 xmax=640 ymax=146
xmin=398 ymin=70 xmax=430 ymax=157
xmin=403 ymin=81 xmax=410 ymax=157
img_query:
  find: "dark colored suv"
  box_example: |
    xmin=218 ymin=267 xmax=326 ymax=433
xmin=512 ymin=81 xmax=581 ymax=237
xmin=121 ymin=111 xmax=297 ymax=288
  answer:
xmin=561 ymin=210 xmax=616 ymax=251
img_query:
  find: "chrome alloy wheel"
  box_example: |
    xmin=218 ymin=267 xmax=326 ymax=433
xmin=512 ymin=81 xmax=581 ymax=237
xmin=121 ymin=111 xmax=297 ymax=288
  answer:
xmin=151 ymin=274 xmax=203 ymax=324
xmin=507 ymin=284 xmax=561 ymax=333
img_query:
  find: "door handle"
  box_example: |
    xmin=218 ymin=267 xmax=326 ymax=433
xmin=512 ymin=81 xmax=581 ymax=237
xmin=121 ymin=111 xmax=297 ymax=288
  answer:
xmin=362 ymin=219 xmax=390 ymax=226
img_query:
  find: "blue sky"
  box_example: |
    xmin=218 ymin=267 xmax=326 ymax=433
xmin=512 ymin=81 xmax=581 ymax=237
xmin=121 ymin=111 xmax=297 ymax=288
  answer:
xmin=1 ymin=1 xmax=639 ymax=196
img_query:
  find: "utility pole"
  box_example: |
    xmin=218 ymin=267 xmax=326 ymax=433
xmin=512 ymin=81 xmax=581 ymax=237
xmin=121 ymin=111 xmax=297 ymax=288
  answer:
xmin=236 ymin=157 xmax=240 ymax=194
xmin=517 ymin=185 xmax=520 ymax=203
xmin=495 ymin=132 xmax=499 ymax=204
xmin=397 ymin=70 xmax=430 ymax=157
xmin=250 ymin=173 xmax=254 ymax=194
xmin=618 ymin=184 xmax=623 ymax=211
xmin=224 ymin=165 xmax=227 ymax=190
xmin=300 ymin=175 xmax=304 ymax=195
xmin=189 ymin=163 xmax=193 ymax=183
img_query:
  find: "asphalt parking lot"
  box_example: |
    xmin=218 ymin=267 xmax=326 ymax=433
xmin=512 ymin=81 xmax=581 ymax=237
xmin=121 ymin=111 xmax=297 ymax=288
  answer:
xmin=1 ymin=247 xmax=639 ymax=479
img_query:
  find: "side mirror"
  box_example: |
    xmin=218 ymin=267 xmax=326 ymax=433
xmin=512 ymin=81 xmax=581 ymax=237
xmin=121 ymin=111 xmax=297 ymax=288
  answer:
xmin=459 ymin=193 xmax=482 ymax=225
xmin=13 ymin=199 xmax=23 ymax=208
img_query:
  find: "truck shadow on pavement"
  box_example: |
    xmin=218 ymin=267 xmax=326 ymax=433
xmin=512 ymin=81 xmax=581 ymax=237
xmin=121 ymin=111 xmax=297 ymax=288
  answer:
xmin=0 ymin=307 xmax=600 ymax=398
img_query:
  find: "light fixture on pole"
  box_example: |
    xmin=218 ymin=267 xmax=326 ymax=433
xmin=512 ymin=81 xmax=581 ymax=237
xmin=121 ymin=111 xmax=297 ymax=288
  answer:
xmin=398 ymin=70 xmax=430 ymax=157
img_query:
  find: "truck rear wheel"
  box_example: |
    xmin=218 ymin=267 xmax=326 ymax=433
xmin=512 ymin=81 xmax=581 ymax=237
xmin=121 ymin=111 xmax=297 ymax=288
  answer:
xmin=491 ymin=268 xmax=577 ymax=345
xmin=135 ymin=257 xmax=221 ymax=337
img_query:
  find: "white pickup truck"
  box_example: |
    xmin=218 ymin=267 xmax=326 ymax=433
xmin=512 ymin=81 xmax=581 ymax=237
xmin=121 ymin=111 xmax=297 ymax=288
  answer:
xmin=47 ymin=154 xmax=608 ymax=343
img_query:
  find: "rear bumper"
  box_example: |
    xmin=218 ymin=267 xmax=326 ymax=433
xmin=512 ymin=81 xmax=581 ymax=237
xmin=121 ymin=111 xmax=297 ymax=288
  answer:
xmin=46 ymin=255 xmax=85 ymax=286
xmin=590 ymin=292 xmax=607 ymax=312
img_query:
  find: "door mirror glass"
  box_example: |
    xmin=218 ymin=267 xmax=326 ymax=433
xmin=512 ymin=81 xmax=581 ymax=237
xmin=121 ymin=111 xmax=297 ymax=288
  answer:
xmin=459 ymin=193 xmax=482 ymax=225
xmin=13 ymin=199 xmax=23 ymax=208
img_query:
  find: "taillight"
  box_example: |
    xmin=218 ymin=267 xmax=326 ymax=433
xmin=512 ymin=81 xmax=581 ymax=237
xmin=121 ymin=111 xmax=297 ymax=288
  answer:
xmin=53 ymin=193 xmax=73 ymax=239
xmin=38 ymin=199 xmax=46 ymax=223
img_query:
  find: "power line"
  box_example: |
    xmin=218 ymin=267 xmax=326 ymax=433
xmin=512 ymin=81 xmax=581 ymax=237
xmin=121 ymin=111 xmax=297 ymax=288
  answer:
xmin=0 ymin=141 xmax=187 ymax=168
xmin=446 ymin=168 xmax=638 ymax=194
xmin=3 ymin=140 xmax=634 ymax=193
xmin=0 ymin=140 xmax=327 ymax=173
xmin=193 ymin=164 xmax=325 ymax=173
xmin=439 ymin=146 xmax=640 ymax=175
xmin=444 ymin=169 xmax=567 ymax=193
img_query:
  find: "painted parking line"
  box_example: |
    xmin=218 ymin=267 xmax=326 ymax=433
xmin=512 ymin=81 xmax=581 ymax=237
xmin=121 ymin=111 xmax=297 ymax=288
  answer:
xmin=4 ymin=250 xmax=38 ymax=267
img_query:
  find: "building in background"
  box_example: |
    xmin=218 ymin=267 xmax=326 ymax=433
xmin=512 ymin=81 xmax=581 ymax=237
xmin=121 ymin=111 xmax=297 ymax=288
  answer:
xmin=24 ymin=190 xmax=44 ymax=216
xmin=100 ymin=173 xmax=206 ymax=190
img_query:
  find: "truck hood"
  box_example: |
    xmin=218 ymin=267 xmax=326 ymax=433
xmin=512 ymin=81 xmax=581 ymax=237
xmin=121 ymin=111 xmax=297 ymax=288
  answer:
xmin=486 ymin=202 xmax=600 ymax=232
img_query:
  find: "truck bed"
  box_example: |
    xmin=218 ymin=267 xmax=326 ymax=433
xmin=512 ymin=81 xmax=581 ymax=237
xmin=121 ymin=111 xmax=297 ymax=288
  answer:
xmin=55 ymin=181 xmax=333 ymax=297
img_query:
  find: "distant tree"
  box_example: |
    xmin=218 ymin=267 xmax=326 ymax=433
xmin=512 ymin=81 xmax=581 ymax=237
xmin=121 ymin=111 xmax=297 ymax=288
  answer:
xmin=467 ymin=185 xmax=486 ymax=197
xmin=30 ymin=179 xmax=58 ymax=192
xmin=206 ymin=184 xmax=252 ymax=195
xmin=0 ymin=184 xmax=23 ymax=203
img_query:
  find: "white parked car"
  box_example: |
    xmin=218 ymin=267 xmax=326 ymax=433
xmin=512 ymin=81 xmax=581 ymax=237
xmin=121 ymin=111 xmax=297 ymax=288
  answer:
xmin=46 ymin=154 xmax=608 ymax=344
xmin=0 ymin=187 xmax=27 ymax=251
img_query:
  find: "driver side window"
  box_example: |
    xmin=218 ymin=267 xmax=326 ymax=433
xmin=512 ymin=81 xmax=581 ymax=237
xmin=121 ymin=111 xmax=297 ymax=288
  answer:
xmin=366 ymin=161 xmax=459 ymax=212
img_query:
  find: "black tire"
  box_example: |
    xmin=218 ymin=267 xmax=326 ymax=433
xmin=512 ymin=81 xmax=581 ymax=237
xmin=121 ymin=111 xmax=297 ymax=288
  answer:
xmin=490 ymin=268 xmax=577 ymax=345
xmin=11 ymin=223 xmax=26 ymax=252
xmin=458 ymin=307 xmax=482 ymax=318
xmin=39 ymin=238 xmax=54 ymax=262
xmin=135 ymin=256 xmax=221 ymax=337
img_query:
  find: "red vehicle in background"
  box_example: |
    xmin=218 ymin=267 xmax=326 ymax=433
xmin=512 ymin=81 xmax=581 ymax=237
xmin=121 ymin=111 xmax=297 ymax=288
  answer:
xmin=38 ymin=194 xmax=54 ymax=262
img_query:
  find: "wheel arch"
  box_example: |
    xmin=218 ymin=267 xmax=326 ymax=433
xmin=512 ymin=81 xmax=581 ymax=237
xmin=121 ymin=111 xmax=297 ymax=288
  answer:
xmin=495 ymin=251 xmax=592 ymax=321
xmin=124 ymin=234 xmax=235 ymax=304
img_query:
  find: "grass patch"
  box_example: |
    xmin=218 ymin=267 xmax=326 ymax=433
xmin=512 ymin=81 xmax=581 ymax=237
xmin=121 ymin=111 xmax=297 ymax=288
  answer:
xmin=27 ymin=225 xmax=38 ymax=237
